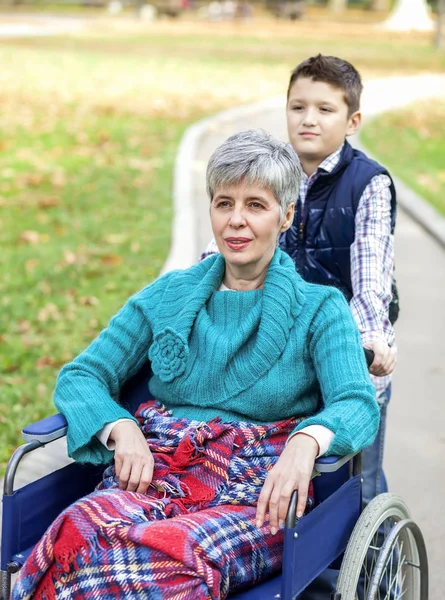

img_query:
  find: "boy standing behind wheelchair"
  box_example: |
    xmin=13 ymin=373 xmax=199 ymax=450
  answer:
xmin=280 ymin=55 xmax=397 ymax=511
xmin=203 ymin=53 xmax=397 ymax=511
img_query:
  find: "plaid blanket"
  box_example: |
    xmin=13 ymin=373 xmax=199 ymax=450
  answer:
xmin=12 ymin=401 xmax=313 ymax=600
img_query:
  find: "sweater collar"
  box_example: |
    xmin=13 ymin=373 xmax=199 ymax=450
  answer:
xmin=149 ymin=249 xmax=306 ymax=390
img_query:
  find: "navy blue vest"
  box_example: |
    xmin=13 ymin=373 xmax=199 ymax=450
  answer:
xmin=279 ymin=141 xmax=396 ymax=301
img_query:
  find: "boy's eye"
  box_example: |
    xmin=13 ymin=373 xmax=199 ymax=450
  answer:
xmin=291 ymin=105 xmax=304 ymax=111
xmin=320 ymin=107 xmax=333 ymax=113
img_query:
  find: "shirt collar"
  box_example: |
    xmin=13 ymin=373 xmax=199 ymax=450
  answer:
xmin=301 ymin=143 xmax=345 ymax=181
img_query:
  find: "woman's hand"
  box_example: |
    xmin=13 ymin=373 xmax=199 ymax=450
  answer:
xmin=109 ymin=421 xmax=154 ymax=494
xmin=256 ymin=433 xmax=318 ymax=535
xmin=365 ymin=341 xmax=396 ymax=376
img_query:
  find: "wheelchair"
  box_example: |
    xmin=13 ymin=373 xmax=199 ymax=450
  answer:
xmin=1 ymin=360 xmax=429 ymax=600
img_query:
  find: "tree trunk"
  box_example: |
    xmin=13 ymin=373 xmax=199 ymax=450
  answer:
xmin=381 ymin=0 xmax=433 ymax=31
xmin=370 ymin=0 xmax=390 ymax=11
xmin=328 ymin=0 xmax=348 ymax=13
xmin=436 ymin=0 xmax=445 ymax=48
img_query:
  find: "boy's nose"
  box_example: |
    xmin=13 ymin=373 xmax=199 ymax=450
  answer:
xmin=302 ymin=108 xmax=317 ymax=126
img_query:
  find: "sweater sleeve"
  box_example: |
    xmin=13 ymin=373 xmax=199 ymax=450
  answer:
xmin=54 ymin=284 xmax=161 ymax=465
xmin=291 ymin=289 xmax=379 ymax=456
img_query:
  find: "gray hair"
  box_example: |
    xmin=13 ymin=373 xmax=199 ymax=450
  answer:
xmin=206 ymin=129 xmax=301 ymax=216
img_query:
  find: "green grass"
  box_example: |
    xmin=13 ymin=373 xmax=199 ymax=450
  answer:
xmin=0 ymin=110 xmax=187 ymax=470
xmin=1 ymin=19 xmax=444 ymax=472
xmin=362 ymin=100 xmax=445 ymax=216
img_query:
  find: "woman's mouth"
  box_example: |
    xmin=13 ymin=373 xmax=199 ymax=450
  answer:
xmin=224 ymin=238 xmax=252 ymax=251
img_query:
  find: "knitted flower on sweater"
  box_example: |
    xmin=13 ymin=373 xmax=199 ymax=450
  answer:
xmin=149 ymin=328 xmax=189 ymax=382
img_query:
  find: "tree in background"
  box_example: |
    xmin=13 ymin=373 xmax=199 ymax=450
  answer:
xmin=327 ymin=0 xmax=347 ymax=12
xmin=382 ymin=0 xmax=434 ymax=31
xmin=436 ymin=0 xmax=445 ymax=47
xmin=370 ymin=0 xmax=390 ymax=10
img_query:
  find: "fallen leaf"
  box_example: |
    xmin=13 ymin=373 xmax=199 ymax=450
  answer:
xmin=35 ymin=356 xmax=55 ymax=368
xmin=37 ymin=383 xmax=47 ymax=396
xmin=51 ymin=173 xmax=67 ymax=187
xmin=103 ymin=234 xmax=128 ymax=245
xmin=25 ymin=173 xmax=44 ymax=187
xmin=101 ymin=254 xmax=123 ymax=266
xmin=19 ymin=230 xmax=40 ymax=245
xmin=79 ymin=296 xmax=99 ymax=306
xmin=17 ymin=320 xmax=31 ymax=334
xmin=38 ymin=197 xmax=60 ymax=209
xmin=25 ymin=258 xmax=40 ymax=273
xmin=38 ymin=303 xmax=61 ymax=322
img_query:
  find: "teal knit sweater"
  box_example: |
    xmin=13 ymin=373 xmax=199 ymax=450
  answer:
xmin=55 ymin=249 xmax=378 ymax=465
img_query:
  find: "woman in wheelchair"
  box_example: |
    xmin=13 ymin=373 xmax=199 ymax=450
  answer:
xmin=12 ymin=130 xmax=379 ymax=600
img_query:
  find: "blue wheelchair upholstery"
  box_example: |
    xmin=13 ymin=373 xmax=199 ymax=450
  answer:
xmin=1 ymin=362 xmax=362 ymax=600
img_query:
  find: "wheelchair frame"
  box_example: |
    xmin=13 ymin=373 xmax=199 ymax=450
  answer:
xmin=1 ymin=363 xmax=429 ymax=600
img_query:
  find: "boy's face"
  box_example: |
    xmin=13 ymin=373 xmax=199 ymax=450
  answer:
xmin=286 ymin=77 xmax=361 ymax=170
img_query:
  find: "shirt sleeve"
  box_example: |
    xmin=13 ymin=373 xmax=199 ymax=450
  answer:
xmin=199 ymin=238 xmax=219 ymax=261
xmin=288 ymin=425 xmax=335 ymax=458
xmin=350 ymin=174 xmax=395 ymax=348
xmin=96 ymin=418 xmax=135 ymax=449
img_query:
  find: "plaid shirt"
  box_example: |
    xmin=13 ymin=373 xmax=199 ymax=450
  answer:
xmin=201 ymin=144 xmax=395 ymax=398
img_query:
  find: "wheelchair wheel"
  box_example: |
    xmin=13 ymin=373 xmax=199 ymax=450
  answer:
xmin=336 ymin=493 xmax=428 ymax=600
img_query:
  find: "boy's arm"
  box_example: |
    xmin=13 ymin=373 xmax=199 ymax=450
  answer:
xmin=350 ymin=174 xmax=395 ymax=376
xmin=200 ymin=238 xmax=219 ymax=261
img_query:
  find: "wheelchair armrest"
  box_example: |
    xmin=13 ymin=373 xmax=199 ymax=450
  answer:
xmin=22 ymin=413 xmax=68 ymax=444
xmin=314 ymin=452 xmax=357 ymax=473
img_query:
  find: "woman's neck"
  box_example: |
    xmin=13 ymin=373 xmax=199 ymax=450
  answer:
xmin=222 ymin=261 xmax=270 ymax=291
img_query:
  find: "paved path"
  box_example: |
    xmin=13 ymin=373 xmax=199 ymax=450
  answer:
xmin=189 ymin=94 xmax=445 ymax=598
xmin=0 ymin=14 xmax=86 ymax=37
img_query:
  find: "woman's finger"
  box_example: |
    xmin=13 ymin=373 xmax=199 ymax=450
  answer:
xmin=296 ymin=477 xmax=310 ymax=518
xmin=268 ymin=488 xmax=281 ymax=534
xmin=278 ymin=481 xmax=296 ymax=526
xmin=136 ymin=462 xmax=154 ymax=495
xmin=118 ymin=460 xmax=131 ymax=490
xmin=256 ymin=477 xmax=273 ymax=528
xmin=127 ymin=461 xmax=143 ymax=492
xmin=114 ymin=454 xmax=123 ymax=478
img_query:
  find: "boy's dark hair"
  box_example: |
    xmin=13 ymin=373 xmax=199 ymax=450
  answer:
xmin=287 ymin=54 xmax=363 ymax=115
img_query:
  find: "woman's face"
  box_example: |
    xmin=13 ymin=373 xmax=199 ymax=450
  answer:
xmin=210 ymin=182 xmax=294 ymax=271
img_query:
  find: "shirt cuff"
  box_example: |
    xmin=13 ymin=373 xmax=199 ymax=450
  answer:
xmin=96 ymin=418 xmax=134 ymax=450
xmin=360 ymin=331 xmax=386 ymax=346
xmin=288 ymin=425 xmax=335 ymax=458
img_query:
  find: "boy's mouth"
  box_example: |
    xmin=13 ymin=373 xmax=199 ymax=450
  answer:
xmin=300 ymin=132 xmax=319 ymax=138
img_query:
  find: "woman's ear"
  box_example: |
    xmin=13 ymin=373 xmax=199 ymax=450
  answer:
xmin=280 ymin=202 xmax=295 ymax=233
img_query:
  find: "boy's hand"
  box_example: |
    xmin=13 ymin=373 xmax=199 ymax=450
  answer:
xmin=110 ymin=421 xmax=154 ymax=494
xmin=365 ymin=341 xmax=396 ymax=376
xmin=256 ymin=434 xmax=317 ymax=535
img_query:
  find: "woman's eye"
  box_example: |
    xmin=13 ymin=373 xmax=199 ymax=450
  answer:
xmin=215 ymin=201 xmax=231 ymax=208
xmin=249 ymin=202 xmax=264 ymax=210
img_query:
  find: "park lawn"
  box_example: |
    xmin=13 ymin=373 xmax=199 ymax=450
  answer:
xmin=1 ymin=19 xmax=444 ymax=472
xmin=361 ymin=101 xmax=445 ymax=216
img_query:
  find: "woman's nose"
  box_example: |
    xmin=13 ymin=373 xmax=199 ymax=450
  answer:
xmin=229 ymin=208 xmax=246 ymax=227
